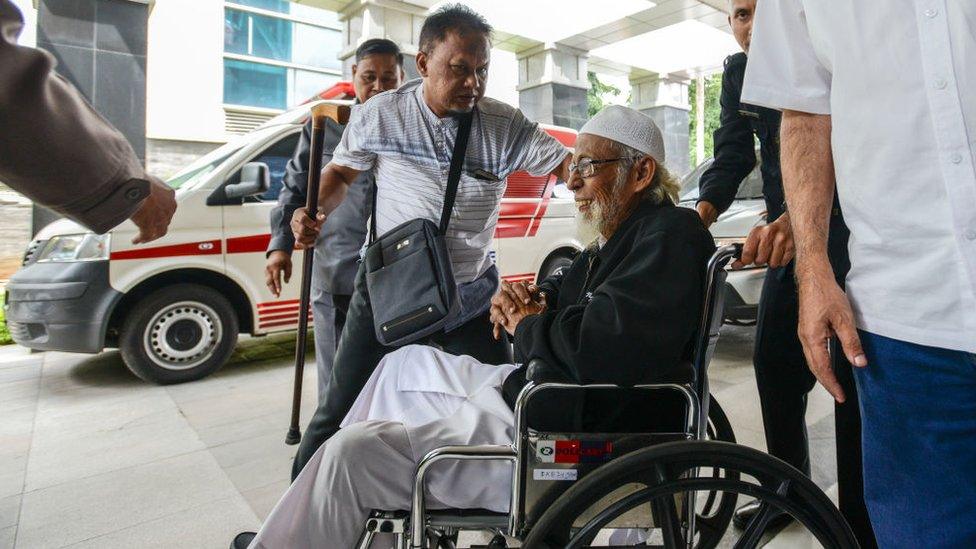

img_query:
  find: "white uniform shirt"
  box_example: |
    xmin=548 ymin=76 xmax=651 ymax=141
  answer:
xmin=332 ymin=79 xmax=568 ymax=284
xmin=742 ymin=0 xmax=976 ymax=353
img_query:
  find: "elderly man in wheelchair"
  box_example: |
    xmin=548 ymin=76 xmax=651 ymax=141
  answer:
xmin=242 ymin=106 xmax=857 ymax=549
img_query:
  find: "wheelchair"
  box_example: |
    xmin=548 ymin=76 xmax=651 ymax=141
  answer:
xmin=357 ymin=245 xmax=859 ymax=548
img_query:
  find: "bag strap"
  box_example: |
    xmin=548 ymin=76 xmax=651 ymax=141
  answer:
xmin=438 ymin=111 xmax=474 ymax=235
xmin=369 ymin=178 xmax=377 ymax=243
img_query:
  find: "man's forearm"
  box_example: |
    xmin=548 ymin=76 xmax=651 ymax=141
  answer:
xmin=781 ymin=111 xmax=834 ymax=279
xmin=316 ymin=162 xmax=357 ymax=216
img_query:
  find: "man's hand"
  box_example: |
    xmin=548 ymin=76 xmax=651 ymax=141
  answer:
xmin=291 ymin=207 xmax=326 ymax=249
xmin=130 ymin=176 xmax=177 ymax=244
xmin=696 ymin=201 xmax=719 ymax=229
xmin=265 ymin=250 xmax=292 ymax=298
xmin=732 ymin=213 xmax=795 ymax=269
xmin=490 ymin=281 xmax=546 ymax=339
xmin=796 ymin=267 xmax=867 ymax=403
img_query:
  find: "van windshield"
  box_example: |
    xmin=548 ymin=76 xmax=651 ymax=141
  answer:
xmin=166 ymin=143 xmax=243 ymax=190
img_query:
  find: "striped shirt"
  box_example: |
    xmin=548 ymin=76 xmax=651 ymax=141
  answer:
xmin=332 ymin=79 xmax=568 ymax=284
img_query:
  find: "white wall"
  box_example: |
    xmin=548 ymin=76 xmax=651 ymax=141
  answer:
xmin=146 ymin=0 xmax=226 ymax=143
xmin=10 ymin=0 xmax=36 ymax=47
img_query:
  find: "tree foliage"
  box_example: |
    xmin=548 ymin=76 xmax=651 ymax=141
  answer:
xmin=587 ymin=72 xmax=622 ymax=118
xmin=688 ymin=74 xmax=723 ymax=167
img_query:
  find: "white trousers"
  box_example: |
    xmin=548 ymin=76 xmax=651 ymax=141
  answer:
xmin=250 ymin=345 xmax=519 ymax=549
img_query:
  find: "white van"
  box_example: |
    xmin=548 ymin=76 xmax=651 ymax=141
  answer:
xmin=4 ymin=102 xmax=583 ymax=384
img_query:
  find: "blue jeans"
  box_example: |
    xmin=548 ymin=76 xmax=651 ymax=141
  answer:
xmin=854 ymin=331 xmax=976 ymax=548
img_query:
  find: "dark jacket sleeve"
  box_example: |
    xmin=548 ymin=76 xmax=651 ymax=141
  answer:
xmin=267 ymin=119 xmax=314 ymax=255
xmin=697 ymin=54 xmax=757 ymax=216
xmin=0 ymin=0 xmax=149 ymax=234
xmin=513 ymin=230 xmax=708 ymax=387
xmin=536 ymin=270 xmax=565 ymax=306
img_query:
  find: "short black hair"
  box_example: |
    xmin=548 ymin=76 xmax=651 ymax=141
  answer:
xmin=355 ymin=38 xmax=404 ymax=67
xmin=418 ymin=4 xmax=492 ymax=54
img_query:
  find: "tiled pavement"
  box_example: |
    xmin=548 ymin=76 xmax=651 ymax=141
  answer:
xmin=0 ymin=327 xmax=838 ymax=548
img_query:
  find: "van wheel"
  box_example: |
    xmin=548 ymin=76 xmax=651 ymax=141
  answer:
xmin=537 ymin=249 xmax=577 ymax=283
xmin=119 ymin=284 xmax=238 ymax=384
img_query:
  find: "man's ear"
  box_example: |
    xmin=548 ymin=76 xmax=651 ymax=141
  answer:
xmin=416 ymin=51 xmax=428 ymax=77
xmin=351 ymin=63 xmax=358 ymax=79
xmin=632 ymin=156 xmax=657 ymax=193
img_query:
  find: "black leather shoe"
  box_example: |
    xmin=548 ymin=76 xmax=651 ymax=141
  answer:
xmin=733 ymin=500 xmax=794 ymax=531
xmin=230 ymin=532 xmax=257 ymax=549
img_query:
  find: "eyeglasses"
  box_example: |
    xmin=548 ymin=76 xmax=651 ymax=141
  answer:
xmin=569 ymin=156 xmax=643 ymax=179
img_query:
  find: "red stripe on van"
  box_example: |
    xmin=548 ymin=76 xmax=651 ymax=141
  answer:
xmin=110 ymin=240 xmax=222 ymax=260
xmin=259 ymin=315 xmax=312 ymax=329
xmin=227 ymin=234 xmax=272 ymax=254
xmin=495 ymin=218 xmax=531 ymax=239
xmin=259 ymin=310 xmax=307 ymax=322
xmin=257 ymin=299 xmax=301 ymax=309
xmin=499 ymin=201 xmax=538 ymax=217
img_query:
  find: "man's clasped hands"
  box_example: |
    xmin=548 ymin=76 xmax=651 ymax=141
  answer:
xmin=489 ymin=280 xmax=548 ymax=340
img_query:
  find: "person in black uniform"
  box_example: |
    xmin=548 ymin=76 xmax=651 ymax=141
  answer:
xmin=696 ymin=1 xmax=876 ymax=545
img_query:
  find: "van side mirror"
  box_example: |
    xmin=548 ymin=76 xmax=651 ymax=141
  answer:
xmin=224 ymin=162 xmax=270 ymax=199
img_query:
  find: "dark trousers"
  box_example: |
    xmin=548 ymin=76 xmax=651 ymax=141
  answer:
xmin=292 ymin=263 xmax=513 ymax=479
xmin=752 ymin=214 xmax=877 ymax=548
xmin=310 ymin=290 xmax=351 ymax=405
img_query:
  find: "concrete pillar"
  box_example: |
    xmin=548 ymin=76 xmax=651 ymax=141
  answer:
xmin=337 ymin=0 xmax=425 ymax=81
xmin=34 ymin=0 xmax=149 ymax=235
xmin=630 ymin=74 xmax=691 ymax=176
xmin=517 ymin=43 xmax=589 ymax=130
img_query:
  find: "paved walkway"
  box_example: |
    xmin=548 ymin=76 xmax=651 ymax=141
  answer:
xmin=0 ymin=327 xmax=838 ymax=548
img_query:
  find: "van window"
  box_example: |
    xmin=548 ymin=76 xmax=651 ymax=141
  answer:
xmin=233 ymin=132 xmax=300 ymax=203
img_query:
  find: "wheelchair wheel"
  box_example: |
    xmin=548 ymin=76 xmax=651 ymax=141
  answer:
xmin=691 ymin=399 xmax=738 ymax=548
xmin=523 ymin=441 xmax=857 ymax=549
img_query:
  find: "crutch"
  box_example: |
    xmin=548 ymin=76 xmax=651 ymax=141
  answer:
xmin=286 ymin=101 xmax=351 ymax=445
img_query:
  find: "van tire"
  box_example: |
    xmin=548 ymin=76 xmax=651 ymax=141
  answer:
xmin=119 ymin=284 xmax=239 ymax=384
xmin=537 ymin=249 xmax=577 ymax=283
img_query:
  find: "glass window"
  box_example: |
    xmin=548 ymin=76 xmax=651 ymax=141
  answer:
xmin=250 ymin=11 xmax=292 ymax=62
xmin=224 ymin=9 xmax=249 ymax=54
xmin=291 ymin=70 xmax=340 ymax=106
xmin=225 ymin=8 xmax=292 ymax=62
xmin=291 ymin=23 xmax=341 ymax=69
xmin=235 ymin=132 xmax=301 ymax=202
xmin=224 ymin=59 xmax=287 ymax=109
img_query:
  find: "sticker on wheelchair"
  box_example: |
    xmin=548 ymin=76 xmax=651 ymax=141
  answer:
xmin=533 ymin=469 xmax=578 ymax=481
xmin=535 ymin=440 xmax=614 ymax=463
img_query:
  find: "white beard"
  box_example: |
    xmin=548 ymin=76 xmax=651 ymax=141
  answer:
xmin=575 ymin=201 xmax=604 ymax=249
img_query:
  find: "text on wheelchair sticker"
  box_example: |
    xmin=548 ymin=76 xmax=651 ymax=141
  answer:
xmin=535 ymin=440 xmax=613 ymax=463
xmin=533 ymin=469 xmax=578 ymax=481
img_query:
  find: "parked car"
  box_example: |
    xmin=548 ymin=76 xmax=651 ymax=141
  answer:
xmin=678 ymin=156 xmax=767 ymax=324
xmin=3 ymin=101 xmax=583 ymax=384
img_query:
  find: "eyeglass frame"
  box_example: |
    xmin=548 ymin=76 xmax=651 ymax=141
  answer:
xmin=568 ymin=156 xmax=644 ymax=179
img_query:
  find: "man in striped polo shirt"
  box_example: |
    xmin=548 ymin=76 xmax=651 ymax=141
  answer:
xmin=289 ymin=4 xmax=572 ymax=478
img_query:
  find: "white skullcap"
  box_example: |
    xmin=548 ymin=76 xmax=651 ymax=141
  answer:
xmin=579 ymin=105 xmax=666 ymax=164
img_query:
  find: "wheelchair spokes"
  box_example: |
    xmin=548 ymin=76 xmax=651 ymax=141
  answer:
xmin=524 ymin=441 xmax=858 ymax=549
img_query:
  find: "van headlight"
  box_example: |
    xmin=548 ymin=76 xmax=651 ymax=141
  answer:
xmin=35 ymin=233 xmax=110 ymax=262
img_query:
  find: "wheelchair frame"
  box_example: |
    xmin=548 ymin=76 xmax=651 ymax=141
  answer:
xmin=357 ymin=244 xmax=739 ymax=549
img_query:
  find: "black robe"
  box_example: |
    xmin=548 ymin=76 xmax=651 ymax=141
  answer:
xmin=502 ymin=199 xmax=716 ymax=431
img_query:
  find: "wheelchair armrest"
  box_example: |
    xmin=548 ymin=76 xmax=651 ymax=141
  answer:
xmin=525 ymin=357 xmax=575 ymax=384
